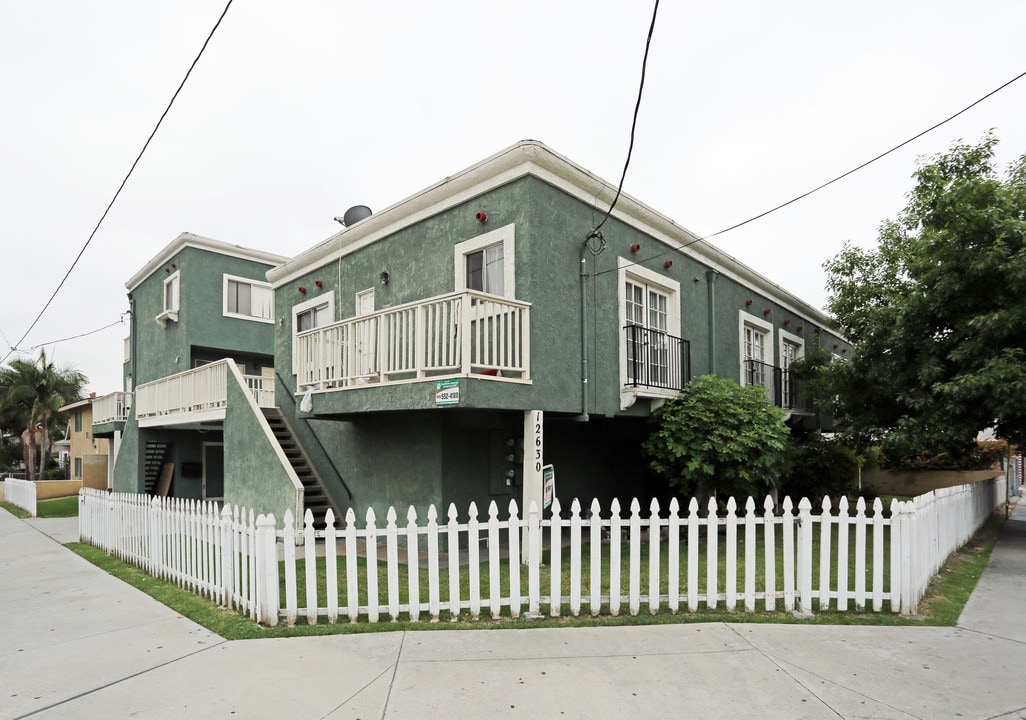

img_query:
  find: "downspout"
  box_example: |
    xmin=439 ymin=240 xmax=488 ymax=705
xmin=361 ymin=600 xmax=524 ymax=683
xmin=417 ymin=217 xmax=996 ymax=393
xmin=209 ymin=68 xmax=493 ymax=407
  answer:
xmin=578 ymin=246 xmax=590 ymax=421
xmin=706 ymin=270 xmax=719 ymax=374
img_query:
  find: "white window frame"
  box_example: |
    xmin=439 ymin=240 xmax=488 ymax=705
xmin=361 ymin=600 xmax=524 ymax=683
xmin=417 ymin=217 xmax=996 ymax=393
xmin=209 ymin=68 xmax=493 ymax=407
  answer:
xmin=291 ymin=291 xmax=335 ymax=375
xmin=617 ymin=257 xmax=681 ymax=408
xmin=223 ymin=274 xmax=274 ymax=323
xmin=738 ymin=310 xmax=774 ymax=386
xmin=454 ymin=223 xmax=516 ymax=299
xmin=156 ymin=271 xmax=180 ymax=327
xmin=779 ymin=329 xmax=804 ymax=407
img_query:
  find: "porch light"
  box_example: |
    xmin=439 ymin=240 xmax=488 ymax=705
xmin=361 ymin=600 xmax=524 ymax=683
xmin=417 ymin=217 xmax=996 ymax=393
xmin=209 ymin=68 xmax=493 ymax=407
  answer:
xmin=379 ymin=271 xmax=390 ymax=285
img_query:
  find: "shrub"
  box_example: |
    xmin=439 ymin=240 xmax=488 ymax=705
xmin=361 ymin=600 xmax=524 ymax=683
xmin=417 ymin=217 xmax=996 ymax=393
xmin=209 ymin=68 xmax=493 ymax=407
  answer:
xmin=643 ymin=375 xmax=788 ymax=501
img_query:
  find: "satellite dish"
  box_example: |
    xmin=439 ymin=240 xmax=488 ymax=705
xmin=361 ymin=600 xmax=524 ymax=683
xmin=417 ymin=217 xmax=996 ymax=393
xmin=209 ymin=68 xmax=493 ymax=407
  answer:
xmin=342 ymin=205 xmax=372 ymax=227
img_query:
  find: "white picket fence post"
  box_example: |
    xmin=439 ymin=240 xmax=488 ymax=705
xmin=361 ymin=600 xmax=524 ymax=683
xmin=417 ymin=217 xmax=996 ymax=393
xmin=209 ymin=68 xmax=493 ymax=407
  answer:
xmin=255 ymin=513 xmax=279 ymax=627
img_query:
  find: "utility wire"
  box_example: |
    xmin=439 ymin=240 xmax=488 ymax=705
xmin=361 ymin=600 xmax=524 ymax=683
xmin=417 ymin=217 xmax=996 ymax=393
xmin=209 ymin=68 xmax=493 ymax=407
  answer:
xmin=14 ymin=316 xmax=129 ymax=354
xmin=588 ymin=0 xmax=660 ymax=239
xmin=594 ymin=67 xmax=1026 ymax=277
xmin=0 ymin=0 xmax=235 ymax=366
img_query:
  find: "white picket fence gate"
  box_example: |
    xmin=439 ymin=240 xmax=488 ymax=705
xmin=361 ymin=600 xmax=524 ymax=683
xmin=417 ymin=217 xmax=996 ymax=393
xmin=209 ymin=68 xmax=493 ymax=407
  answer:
xmin=78 ymin=477 xmax=1003 ymax=627
xmin=4 ymin=478 xmax=37 ymax=516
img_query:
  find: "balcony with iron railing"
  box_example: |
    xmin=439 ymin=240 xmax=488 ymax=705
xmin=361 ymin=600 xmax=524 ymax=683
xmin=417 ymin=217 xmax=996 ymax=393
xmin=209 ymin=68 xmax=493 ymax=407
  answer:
xmin=134 ymin=359 xmax=274 ymax=427
xmin=295 ymin=290 xmax=531 ymax=393
xmin=624 ymin=325 xmax=691 ymax=393
xmin=743 ymin=359 xmax=814 ymax=412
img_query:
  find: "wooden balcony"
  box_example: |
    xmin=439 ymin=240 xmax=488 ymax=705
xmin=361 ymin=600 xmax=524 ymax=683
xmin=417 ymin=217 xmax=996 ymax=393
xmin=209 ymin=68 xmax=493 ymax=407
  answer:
xmin=296 ymin=290 xmax=531 ymax=392
xmin=135 ymin=359 xmax=274 ymax=427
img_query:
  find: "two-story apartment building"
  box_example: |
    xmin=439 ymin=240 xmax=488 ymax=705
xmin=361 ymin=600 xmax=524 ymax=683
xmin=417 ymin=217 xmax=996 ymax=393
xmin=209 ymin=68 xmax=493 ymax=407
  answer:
xmin=108 ymin=233 xmax=322 ymax=519
xmin=262 ymin=141 xmax=848 ymax=525
xmin=57 ymin=397 xmax=110 ymax=489
xmin=97 ymin=143 xmax=847 ymax=527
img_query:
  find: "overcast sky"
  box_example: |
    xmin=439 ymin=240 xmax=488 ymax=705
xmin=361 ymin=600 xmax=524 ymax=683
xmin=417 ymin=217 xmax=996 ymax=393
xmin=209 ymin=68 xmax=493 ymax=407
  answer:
xmin=2 ymin=0 xmax=1024 ymax=395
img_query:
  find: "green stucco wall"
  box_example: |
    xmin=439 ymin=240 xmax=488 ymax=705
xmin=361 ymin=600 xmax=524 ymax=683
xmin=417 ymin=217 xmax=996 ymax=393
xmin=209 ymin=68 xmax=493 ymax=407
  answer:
xmin=223 ymin=379 xmax=299 ymax=519
xmin=128 ymin=246 xmax=277 ymax=386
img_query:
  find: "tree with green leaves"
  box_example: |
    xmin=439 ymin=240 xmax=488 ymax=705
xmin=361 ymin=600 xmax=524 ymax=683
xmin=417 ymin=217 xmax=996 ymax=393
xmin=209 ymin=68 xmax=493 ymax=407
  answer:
xmin=642 ymin=374 xmax=789 ymax=500
xmin=820 ymin=134 xmax=1026 ymax=455
xmin=0 ymin=350 xmax=87 ymax=480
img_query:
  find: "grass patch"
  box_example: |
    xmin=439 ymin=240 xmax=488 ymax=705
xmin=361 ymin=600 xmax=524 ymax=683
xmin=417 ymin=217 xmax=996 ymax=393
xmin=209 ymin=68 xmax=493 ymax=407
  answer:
xmin=1 ymin=496 xmax=79 ymax=518
xmin=37 ymin=496 xmax=79 ymax=518
xmin=64 ymin=513 xmax=1004 ymax=640
xmin=1 ymin=502 xmax=31 ymax=519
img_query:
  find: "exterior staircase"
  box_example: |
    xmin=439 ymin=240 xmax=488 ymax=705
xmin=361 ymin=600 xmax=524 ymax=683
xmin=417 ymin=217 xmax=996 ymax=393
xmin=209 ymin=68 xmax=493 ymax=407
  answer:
xmin=143 ymin=440 xmax=172 ymax=494
xmin=262 ymin=408 xmax=336 ymax=527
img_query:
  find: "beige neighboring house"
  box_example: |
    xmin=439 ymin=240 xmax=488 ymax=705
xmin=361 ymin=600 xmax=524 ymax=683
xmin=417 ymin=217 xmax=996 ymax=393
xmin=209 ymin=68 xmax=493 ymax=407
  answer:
xmin=59 ymin=397 xmax=111 ymax=490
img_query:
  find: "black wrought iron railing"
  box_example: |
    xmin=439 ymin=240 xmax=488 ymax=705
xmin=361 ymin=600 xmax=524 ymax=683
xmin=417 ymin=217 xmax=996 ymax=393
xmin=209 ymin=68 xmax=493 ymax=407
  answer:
xmin=624 ymin=325 xmax=690 ymax=392
xmin=743 ymin=360 xmax=813 ymax=411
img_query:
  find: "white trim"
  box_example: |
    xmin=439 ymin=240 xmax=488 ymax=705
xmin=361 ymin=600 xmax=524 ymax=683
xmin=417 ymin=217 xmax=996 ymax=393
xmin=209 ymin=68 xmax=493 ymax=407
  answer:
xmin=738 ymin=310 xmax=775 ymax=385
xmin=126 ymin=232 xmax=287 ymax=292
xmin=155 ymin=271 xmax=180 ymax=327
xmin=454 ymin=223 xmax=516 ymax=299
xmin=617 ymin=257 xmax=681 ymax=409
xmin=778 ymin=328 xmax=805 ymax=364
xmin=291 ymin=291 xmax=335 ymax=375
xmin=222 ymin=273 xmax=274 ymax=323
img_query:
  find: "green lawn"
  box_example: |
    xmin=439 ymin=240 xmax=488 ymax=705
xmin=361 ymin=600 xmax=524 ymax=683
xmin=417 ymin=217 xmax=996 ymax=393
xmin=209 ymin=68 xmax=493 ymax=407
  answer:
xmin=0 ymin=495 xmax=79 ymax=518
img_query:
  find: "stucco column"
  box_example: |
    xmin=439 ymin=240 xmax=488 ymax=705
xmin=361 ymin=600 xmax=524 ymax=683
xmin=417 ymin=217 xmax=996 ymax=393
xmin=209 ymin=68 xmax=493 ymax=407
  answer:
xmin=522 ymin=410 xmax=543 ymax=563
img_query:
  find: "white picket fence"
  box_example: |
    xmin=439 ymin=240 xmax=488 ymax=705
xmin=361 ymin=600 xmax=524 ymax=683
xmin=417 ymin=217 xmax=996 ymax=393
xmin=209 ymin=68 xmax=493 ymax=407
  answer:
xmin=78 ymin=477 xmax=1003 ymax=627
xmin=4 ymin=478 xmax=37 ymax=516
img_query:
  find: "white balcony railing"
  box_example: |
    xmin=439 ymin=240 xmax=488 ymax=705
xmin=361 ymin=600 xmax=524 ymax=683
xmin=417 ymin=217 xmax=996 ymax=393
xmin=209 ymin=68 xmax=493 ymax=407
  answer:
xmin=135 ymin=359 xmax=274 ymax=424
xmin=91 ymin=391 xmax=132 ymax=425
xmin=296 ymin=290 xmax=531 ymax=391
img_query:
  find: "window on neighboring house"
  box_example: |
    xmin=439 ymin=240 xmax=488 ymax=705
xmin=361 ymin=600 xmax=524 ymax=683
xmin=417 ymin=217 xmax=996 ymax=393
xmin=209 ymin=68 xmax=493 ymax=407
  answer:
xmin=73 ymin=457 xmax=82 ymax=479
xmin=74 ymin=411 xmax=82 ymax=433
xmin=617 ymin=258 xmax=682 ymax=403
xmin=739 ymin=311 xmax=774 ymax=389
xmin=292 ymin=291 xmax=335 ymax=375
xmin=454 ymin=224 xmax=516 ymax=299
xmin=223 ymin=275 xmax=273 ymax=322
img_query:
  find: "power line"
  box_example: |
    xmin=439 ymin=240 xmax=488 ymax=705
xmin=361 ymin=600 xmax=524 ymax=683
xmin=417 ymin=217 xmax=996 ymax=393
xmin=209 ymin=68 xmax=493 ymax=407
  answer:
xmin=0 ymin=0 xmax=235 ymax=367
xmin=10 ymin=316 xmax=129 ymax=355
xmin=588 ymin=0 xmax=660 ymax=239
xmin=594 ymin=68 xmax=1026 ymax=278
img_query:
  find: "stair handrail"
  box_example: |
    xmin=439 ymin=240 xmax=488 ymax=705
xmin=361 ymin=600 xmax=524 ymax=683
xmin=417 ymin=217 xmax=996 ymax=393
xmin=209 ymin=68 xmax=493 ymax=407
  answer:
xmin=276 ymin=372 xmax=353 ymax=501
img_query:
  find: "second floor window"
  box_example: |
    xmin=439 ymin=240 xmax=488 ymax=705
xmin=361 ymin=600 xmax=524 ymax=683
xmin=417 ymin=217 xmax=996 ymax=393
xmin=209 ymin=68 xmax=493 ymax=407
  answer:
xmin=163 ymin=272 xmax=180 ymax=313
xmin=465 ymin=244 xmax=504 ymax=296
xmin=223 ymin=275 xmax=273 ymax=322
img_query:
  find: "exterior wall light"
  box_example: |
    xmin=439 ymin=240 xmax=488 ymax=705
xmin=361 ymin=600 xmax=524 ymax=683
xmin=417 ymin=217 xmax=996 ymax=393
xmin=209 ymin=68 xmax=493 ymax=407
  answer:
xmin=379 ymin=271 xmax=390 ymax=285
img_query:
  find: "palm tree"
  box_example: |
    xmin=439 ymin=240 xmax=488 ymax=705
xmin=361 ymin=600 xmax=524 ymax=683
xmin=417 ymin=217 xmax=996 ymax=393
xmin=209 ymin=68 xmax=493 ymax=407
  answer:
xmin=0 ymin=350 xmax=87 ymax=480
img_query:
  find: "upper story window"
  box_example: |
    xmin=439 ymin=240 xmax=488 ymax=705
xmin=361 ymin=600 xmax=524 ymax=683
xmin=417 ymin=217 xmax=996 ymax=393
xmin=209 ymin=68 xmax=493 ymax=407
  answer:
xmin=779 ymin=329 xmax=805 ymax=409
xmin=739 ymin=311 xmax=774 ymax=388
xmin=74 ymin=411 xmax=82 ymax=433
xmin=454 ymin=224 xmax=516 ymax=299
xmin=223 ymin=274 xmax=273 ymax=323
xmin=164 ymin=272 xmax=180 ymax=313
xmin=156 ymin=271 xmax=180 ymax=326
xmin=618 ymin=257 xmax=683 ymax=406
xmin=292 ymin=291 xmax=335 ymax=375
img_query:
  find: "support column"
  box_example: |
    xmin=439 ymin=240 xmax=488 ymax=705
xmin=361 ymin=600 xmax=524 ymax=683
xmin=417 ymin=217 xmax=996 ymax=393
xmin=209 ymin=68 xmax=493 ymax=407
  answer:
xmin=522 ymin=410 xmax=543 ymax=563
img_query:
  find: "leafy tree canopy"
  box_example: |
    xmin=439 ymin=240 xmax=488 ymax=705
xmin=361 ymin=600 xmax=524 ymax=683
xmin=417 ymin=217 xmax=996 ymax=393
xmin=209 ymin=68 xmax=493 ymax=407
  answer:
xmin=0 ymin=350 xmax=87 ymax=479
xmin=643 ymin=374 xmax=788 ymax=500
xmin=820 ymin=133 xmax=1026 ymax=453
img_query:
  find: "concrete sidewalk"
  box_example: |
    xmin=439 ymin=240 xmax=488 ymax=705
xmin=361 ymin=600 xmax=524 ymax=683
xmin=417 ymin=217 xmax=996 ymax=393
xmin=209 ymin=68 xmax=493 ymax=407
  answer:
xmin=2 ymin=502 xmax=1024 ymax=720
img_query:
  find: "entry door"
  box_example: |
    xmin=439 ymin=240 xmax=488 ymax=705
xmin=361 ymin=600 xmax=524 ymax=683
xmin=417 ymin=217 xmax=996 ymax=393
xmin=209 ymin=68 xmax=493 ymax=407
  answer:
xmin=202 ymin=442 xmax=225 ymax=501
xmin=355 ymin=289 xmax=376 ymax=376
